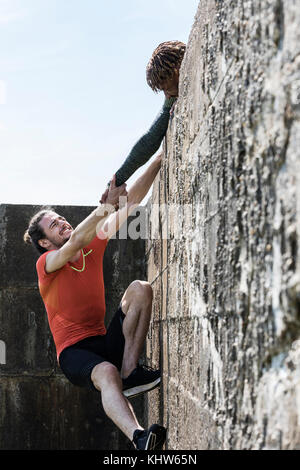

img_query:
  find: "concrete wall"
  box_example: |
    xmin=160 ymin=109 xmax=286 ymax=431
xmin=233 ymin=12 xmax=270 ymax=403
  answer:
xmin=0 ymin=203 xmax=146 ymax=449
xmin=146 ymin=0 xmax=300 ymax=450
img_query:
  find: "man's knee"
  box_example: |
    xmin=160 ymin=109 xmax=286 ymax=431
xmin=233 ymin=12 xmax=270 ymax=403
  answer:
xmin=121 ymin=280 xmax=153 ymax=315
xmin=128 ymin=280 xmax=153 ymax=302
xmin=91 ymin=361 xmax=121 ymax=391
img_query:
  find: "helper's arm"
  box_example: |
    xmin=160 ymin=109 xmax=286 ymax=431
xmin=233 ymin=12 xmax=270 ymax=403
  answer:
xmin=101 ymin=152 xmax=162 ymax=240
xmin=115 ymin=97 xmax=176 ymax=187
xmin=45 ymin=178 xmax=127 ymax=273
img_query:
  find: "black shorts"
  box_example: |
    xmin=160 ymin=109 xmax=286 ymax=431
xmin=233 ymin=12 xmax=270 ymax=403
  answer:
xmin=59 ymin=306 xmax=125 ymax=390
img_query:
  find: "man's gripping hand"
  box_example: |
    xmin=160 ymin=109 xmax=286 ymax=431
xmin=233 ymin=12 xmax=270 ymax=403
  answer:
xmin=100 ymin=174 xmax=127 ymax=210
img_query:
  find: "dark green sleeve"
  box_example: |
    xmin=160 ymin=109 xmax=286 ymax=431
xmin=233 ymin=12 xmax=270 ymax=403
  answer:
xmin=114 ymin=97 xmax=177 ymax=187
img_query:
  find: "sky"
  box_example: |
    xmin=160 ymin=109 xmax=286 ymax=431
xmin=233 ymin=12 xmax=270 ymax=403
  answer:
xmin=0 ymin=0 xmax=199 ymax=207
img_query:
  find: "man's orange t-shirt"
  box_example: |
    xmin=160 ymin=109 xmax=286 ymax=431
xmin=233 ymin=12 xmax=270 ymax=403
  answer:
xmin=36 ymin=236 xmax=108 ymax=362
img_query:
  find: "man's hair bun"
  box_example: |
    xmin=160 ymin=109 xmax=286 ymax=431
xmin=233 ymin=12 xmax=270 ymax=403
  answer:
xmin=23 ymin=229 xmax=32 ymax=244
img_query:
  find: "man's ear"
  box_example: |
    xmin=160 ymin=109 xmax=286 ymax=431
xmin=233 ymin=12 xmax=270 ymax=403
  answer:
xmin=38 ymin=238 xmax=51 ymax=250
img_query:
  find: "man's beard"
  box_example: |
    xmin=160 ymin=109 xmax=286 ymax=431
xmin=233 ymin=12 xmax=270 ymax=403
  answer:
xmin=50 ymin=234 xmax=71 ymax=249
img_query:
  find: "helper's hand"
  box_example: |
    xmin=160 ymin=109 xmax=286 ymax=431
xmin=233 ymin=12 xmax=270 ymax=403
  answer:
xmin=100 ymin=187 xmax=109 ymax=204
xmin=105 ymin=174 xmax=127 ymax=210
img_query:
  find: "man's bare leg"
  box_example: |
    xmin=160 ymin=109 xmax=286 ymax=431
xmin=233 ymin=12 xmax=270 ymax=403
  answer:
xmin=91 ymin=361 xmax=143 ymax=441
xmin=91 ymin=282 xmax=165 ymax=449
xmin=120 ymin=280 xmax=153 ymax=379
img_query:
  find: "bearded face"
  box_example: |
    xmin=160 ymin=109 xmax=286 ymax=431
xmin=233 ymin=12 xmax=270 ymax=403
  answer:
xmin=38 ymin=212 xmax=74 ymax=250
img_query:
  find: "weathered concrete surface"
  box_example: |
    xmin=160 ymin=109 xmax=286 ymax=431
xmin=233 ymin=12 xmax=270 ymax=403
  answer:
xmin=146 ymin=0 xmax=300 ymax=450
xmin=0 ymin=204 xmax=146 ymax=449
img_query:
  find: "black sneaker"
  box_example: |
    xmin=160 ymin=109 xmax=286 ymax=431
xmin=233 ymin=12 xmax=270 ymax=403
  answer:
xmin=122 ymin=365 xmax=161 ymax=399
xmin=133 ymin=424 xmax=167 ymax=450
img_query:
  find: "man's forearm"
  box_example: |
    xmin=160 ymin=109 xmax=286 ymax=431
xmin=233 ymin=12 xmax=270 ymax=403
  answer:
xmin=127 ymin=153 xmax=162 ymax=206
xmin=72 ymin=204 xmax=114 ymax=248
xmin=45 ymin=203 xmax=115 ymax=274
xmin=100 ymin=154 xmax=162 ymax=240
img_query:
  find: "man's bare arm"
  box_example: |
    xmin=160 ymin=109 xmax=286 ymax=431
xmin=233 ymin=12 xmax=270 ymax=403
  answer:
xmin=45 ymin=178 xmax=127 ymax=273
xmin=101 ymin=152 xmax=162 ymax=240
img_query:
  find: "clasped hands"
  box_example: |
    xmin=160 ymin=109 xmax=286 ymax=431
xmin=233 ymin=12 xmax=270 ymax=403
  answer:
xmin=99 ymin=174 xmax=127 ymax=211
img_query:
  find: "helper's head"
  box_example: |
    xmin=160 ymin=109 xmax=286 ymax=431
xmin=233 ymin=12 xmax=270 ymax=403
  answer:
xmin=146 ymin=40 xmax=186 ymax=97
xmin=24 ymin=207 xmax=74 ymax=255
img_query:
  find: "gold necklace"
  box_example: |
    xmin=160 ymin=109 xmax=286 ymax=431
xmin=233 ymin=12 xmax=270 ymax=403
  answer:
xmin=70 ymin=249 xmax=93 ymax=272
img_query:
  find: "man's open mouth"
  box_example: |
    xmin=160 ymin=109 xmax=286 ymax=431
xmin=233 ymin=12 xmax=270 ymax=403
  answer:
xmin=60 ymin=226 xmax=71 ymax=236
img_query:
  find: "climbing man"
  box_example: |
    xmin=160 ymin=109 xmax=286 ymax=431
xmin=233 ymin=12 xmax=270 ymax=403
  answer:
xmin=100 ymin=40 xmax=186 ymax=202
xmin=23 ymin=153 xmax=166 ymax=450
